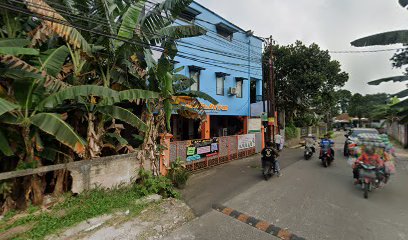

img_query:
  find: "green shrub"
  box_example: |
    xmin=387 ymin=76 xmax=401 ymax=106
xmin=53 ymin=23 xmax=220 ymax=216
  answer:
xmin=134 ymin=169 xmax=179 ymax=198
xmin=285 ymin=124 xmax=299 ymax=140
xmin=167 ymin=158 xmax=190 ymax=189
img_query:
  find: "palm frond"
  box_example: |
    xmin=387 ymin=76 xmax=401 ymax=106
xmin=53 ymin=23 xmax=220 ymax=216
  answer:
xmin=25 ymin=0 xmax=91 ymax=54
xmin=368 ymin=75 xmax=408 ymax=85
xmin=351 ymin=30 xmax=408 ymax=47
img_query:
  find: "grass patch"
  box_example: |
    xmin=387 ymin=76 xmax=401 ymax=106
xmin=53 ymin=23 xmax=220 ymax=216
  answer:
xmin=0 ymin=170 xmax=179 ymax=239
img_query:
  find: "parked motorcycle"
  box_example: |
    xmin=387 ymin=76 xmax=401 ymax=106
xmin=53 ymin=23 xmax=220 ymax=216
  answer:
xmin=304 ymin=146 xmax=314 ymax=160
xmin=358 ymin=164 xmax=388 ymax=199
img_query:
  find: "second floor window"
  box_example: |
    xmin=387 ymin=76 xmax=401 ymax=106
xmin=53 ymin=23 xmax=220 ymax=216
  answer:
xmin=189 ymin=69 xmax=200 ymax=91
xmin=179 ymin=7 xmax=200 ymax=23
xmin=216 ymin=73 xmax=225 ymax=96
xmin=216 ymin=23 xmax=236 ymax=41
xmin=236 ymin=78 xmax=243 ymax=98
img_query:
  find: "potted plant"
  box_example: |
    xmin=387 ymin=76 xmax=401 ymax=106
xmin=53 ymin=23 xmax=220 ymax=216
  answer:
xmin=168 ymin=158 xmax=190 ymax=189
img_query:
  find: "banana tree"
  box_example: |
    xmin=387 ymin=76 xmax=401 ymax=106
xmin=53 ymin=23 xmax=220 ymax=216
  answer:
xmin=36 ymin=84 xmax=159 ymax=158
xmin=351 ymin=0 xmax=408 ymax=114
xmin=0 ymin=71 xmax=86 ymax=206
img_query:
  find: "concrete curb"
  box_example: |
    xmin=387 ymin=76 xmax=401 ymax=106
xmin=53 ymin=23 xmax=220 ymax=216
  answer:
xmin=212 ymin=204 xmax=306 ymax=240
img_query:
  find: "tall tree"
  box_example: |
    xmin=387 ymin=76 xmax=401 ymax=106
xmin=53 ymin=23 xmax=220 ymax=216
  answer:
xmin=264 ymin=41 xmax=349 ymax=126
xmin=336 ymin=89 xmax=352 ymax=114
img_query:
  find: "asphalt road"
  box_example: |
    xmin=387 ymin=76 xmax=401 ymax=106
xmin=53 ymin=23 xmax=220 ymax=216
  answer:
xmin=165 ymin=133 xmax=408 ymax=240
xmin=181 ymin=146 xmax=304 ymax=216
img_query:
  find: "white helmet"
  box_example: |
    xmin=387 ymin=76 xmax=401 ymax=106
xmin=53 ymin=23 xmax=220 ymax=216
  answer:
xmin=308 ymin=134 xmax=313 ymax=137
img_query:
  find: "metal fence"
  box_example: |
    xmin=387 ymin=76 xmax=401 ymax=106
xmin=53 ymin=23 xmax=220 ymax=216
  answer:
xmin=169 ymin=134 xmax=257 ymax=172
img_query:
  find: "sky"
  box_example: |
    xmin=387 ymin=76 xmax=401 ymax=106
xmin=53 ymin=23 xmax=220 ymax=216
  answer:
xmin=195 ymin=0 xmax=408 ymax=95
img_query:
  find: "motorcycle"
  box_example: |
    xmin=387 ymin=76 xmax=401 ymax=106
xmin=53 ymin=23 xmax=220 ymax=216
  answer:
xmin=358 ymin=163 xmax=388 ymax=199
xmin=304 ymin=145 xmax=314 ymax=160
xmin=320 ymin=149 xmax=333 ymax=167
xmin=262 ymin=158 xmax=276 ymax=181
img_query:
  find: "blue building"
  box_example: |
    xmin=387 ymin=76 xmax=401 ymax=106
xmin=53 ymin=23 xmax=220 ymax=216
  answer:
xmin=172 ymin=2 xmax=263 ymax=140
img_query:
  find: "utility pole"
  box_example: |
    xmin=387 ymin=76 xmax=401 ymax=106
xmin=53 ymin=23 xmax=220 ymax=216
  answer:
xmin=265 ymin=36 xmax=276 ymax=143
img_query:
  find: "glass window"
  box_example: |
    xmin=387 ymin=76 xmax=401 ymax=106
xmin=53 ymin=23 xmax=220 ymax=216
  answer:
xmin=216 ymin=76 xmax=224 ymax=95
xmin=236 ymin=79 xmax=243 ymax=98
xmin=217 ymin=28 xmax=233 ymax=41
xmin=190 ymin=70 xmax=200 ymax=91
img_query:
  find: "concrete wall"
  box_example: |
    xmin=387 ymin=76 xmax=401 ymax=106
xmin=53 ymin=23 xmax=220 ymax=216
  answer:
xmin=387 ymin=122 xmax=408 ymax=148
xmin=70 ymin=152 xmax=149 ymax=194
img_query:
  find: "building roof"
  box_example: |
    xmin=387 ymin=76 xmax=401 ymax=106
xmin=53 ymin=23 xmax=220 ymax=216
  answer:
xmin=335 ymin=113 xmax=350 ymax=121
xmin=192 ymin=1 xmax=264 ymax=41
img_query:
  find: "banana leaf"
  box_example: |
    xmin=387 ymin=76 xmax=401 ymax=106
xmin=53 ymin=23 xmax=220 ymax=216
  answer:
xmin=368 ymin=76 xmax=408 ymax=85
xmin=0 ymin=38 xmax=30 ymax=47
xmin=351 ymin=30 xmax=408 ymax=47
xmin=114 ymin=1 xmax=146 ymax=49
xmin=0 ymin=98 xmax=19 ymax=117
xmin=0 ymin=47 xmax=39 ymax=56
xmin=30 ymin=113 xmax=86 ymax=154
xmin=175 ymin=90 xmax=219 ymax=105
xmin=154 ymin=25 xmax=205 ymax=43
xmin=400 ymin=0 xmax=408 ymax=8
xmin=0 ymin=129 xmax=13 ymax=156
xmin=39 ymin=46 xmax=70 ymax=77
xmin=392 ymin=89 xmax=408 ymax=98
xmin=26 ymin=0 xmax=91 ymax=54
xmin=97 ymin=105 xmax=148 ymax=132
xmin=37 ymin=85 xmax=119 ymax=111
xmin=118 ymin=89 xmax=160 ymax=102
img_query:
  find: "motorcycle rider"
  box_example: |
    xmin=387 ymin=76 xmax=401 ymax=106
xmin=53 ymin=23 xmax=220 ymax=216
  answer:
xmin=305 ymin=134 xmax=316 ymax=153
xmin=261 ymin=142 xmax=281 ymax=177
xmin=319 ymin=133 xmax=335 ymax=160
xmin=353 ymin=145 xmax=384 ymax=184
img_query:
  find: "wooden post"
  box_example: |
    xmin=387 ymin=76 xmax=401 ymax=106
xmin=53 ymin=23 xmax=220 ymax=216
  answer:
xmin=201 ymin=115 xmax=211 ymax=139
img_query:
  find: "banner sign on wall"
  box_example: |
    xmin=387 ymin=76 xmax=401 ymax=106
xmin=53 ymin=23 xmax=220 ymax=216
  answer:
xmin=186 ymin=138 xmax=219 ymax=161
xmin=238 ymin=134 xmax=256 ymax=150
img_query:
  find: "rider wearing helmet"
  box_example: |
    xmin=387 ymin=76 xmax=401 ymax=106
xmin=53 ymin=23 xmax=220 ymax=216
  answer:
xmin=319 ymin=133 xmax=334 ymax=160
xmin=353 ymin=145 xmax=384 ymax=184
xmin=305 ymin=133 xmax=316 ymax=153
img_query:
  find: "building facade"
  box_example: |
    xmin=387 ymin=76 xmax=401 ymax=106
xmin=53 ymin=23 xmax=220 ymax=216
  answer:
xmin=172 ymin=2 xmax=263 ymax=141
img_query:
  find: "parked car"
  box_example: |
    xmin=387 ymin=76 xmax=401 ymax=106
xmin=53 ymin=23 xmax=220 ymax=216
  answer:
xmin=343 ymin=128 xmax=379 ymax=156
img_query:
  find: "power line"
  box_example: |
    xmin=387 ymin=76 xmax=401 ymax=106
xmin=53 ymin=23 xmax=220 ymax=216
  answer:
xmin=26 ymin=0 xmax=264 ymax=63
xmin=28 ymin=0 xmax=406 ymax=57
xmin=0 ymin=2 xmax=263 ymax=77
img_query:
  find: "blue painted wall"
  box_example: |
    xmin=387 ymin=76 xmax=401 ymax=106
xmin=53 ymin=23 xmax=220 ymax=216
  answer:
xmin=175 ymin=2 xmax=263 ymax=117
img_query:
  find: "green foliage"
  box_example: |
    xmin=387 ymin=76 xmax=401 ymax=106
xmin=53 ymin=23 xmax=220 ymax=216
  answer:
xmin=134 ymin=169 xmax=179 ymax=198
xmin=336 ymin=89 xmax=352 ymax=114
xmin=167 ymin=158 xmax=190 ymax=189
xmin=348 ymin=93 xmax=390 ymax=119
xmin=285 ymin=123 xmax=299 ymax=140
xmin=265 ymin=41 xmax=349 ymax=122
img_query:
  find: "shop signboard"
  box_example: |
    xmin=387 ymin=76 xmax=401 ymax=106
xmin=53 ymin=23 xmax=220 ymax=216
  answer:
xmin=248 ymin=118 xmax=261 ymax=133
xmin=238 ymin=134 xmax=256 ymax=150
xmin=186 ymin=138 xmax=219 ymax=161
